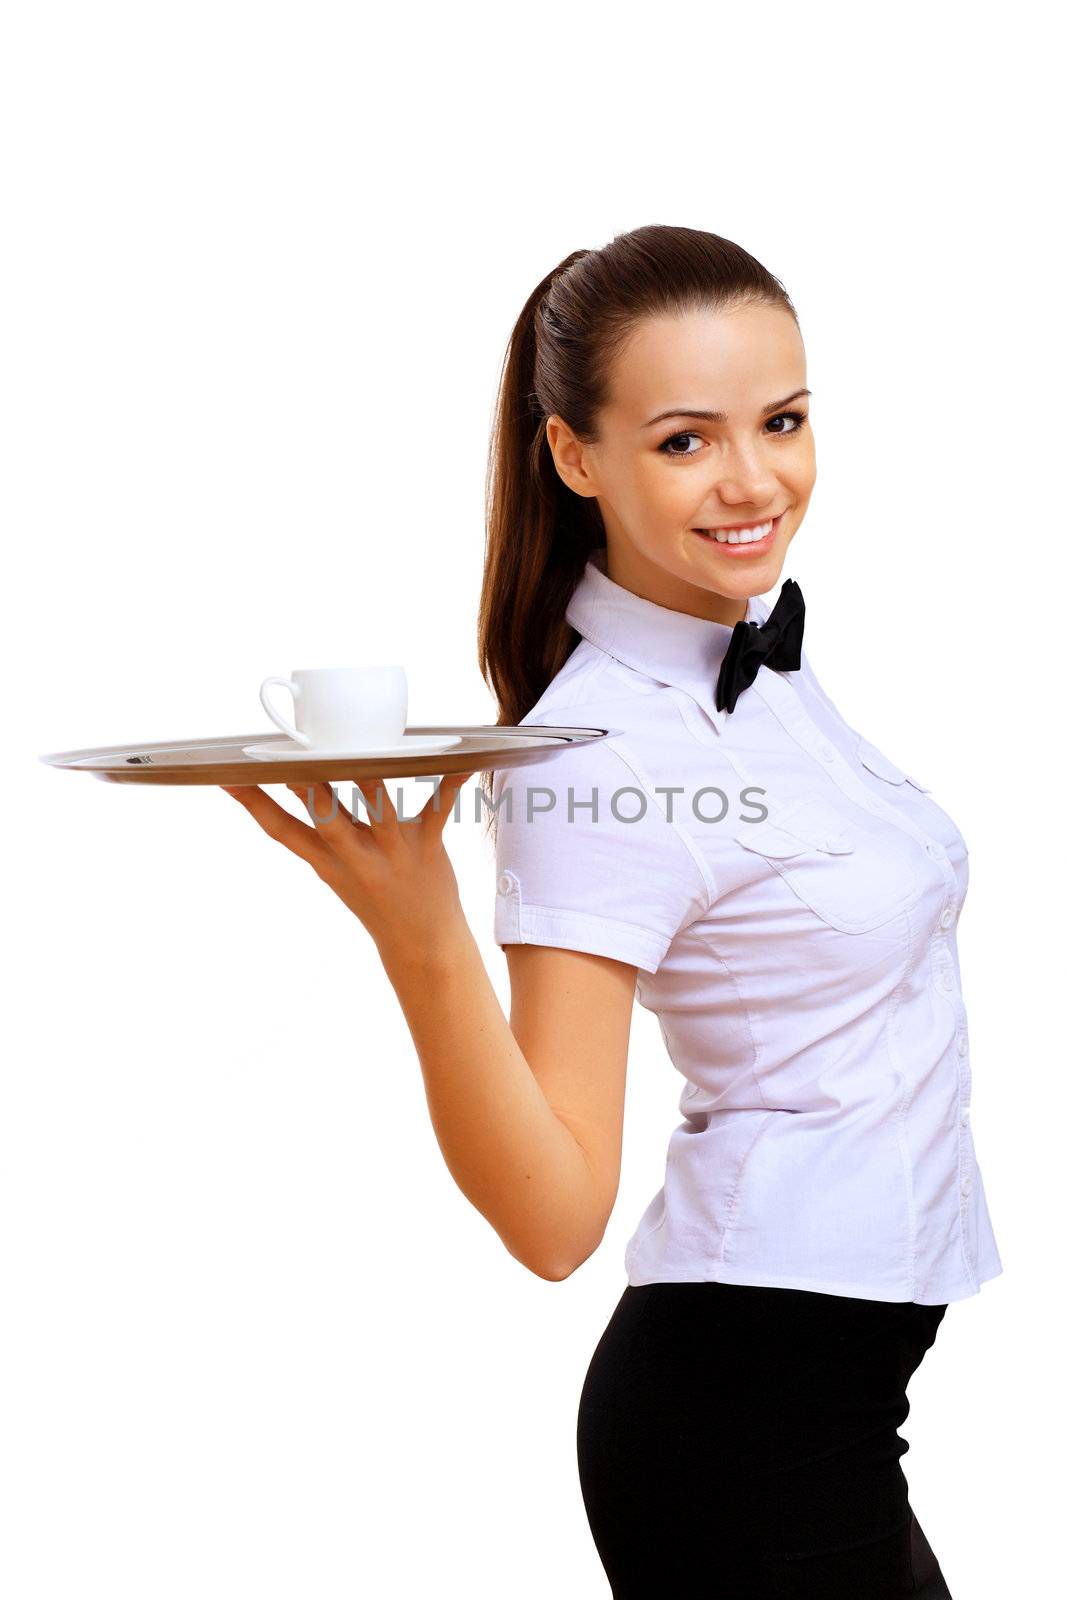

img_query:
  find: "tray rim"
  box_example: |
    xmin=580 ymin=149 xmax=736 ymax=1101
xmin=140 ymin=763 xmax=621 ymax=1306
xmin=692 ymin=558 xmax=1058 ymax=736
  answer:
xmin=37 ymin=724 xmax=625 ymax=784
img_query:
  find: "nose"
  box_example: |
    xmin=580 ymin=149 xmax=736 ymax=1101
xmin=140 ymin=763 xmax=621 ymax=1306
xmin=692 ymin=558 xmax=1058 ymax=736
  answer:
xmin=713 ymin=438 xmax=779 ymax=507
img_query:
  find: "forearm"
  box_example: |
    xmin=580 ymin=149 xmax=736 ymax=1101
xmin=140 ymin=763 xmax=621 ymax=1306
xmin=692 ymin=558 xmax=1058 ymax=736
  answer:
xmin=378 ymin=921 xmax=598 ymax=1280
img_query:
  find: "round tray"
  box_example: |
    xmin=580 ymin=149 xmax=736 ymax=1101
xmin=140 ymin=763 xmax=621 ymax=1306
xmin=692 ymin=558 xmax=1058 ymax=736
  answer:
xmin=37 ymin=725 xmax=621 ymax=785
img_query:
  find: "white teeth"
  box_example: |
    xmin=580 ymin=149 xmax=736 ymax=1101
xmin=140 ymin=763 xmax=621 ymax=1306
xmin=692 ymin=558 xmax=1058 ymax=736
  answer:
xmin=699 ymin=518 xmax=774 ymax=545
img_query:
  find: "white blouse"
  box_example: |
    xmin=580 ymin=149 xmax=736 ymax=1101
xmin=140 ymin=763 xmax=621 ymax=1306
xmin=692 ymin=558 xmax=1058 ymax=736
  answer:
xmin=492 ymin=546 xmax=1003 ymax=1305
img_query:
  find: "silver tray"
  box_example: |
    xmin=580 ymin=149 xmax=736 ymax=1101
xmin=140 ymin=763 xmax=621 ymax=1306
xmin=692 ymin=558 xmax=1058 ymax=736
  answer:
xmin=37 ymin=725 xmax=622 ymax=785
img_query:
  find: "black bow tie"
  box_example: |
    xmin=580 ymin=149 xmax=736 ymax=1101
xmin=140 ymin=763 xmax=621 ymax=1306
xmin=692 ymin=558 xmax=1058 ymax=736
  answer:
xmin=715 ymin=578 xmax=805 ymax=714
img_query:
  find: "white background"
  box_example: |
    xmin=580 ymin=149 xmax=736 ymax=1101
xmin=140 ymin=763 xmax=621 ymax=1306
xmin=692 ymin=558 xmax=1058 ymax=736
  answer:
xmin=2 ymin=2 xmax=1060 ymax=1594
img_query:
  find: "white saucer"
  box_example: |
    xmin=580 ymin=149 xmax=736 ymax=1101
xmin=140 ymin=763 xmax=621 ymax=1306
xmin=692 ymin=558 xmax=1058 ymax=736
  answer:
xmin=242 ymin=733 xmax=464 ymax=761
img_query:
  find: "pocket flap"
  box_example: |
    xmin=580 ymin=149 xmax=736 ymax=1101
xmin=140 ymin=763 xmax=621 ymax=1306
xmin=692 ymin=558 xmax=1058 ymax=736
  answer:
xmin=733 ymin=820 xmax=812 ymax=860
xmin=735 ymin=796 xmax=856 ymax=858
xmin=857 ymin=737 xmax=907 ymax=784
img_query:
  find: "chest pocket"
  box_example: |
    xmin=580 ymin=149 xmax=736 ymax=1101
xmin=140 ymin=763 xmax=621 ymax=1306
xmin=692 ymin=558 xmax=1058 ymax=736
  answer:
xmin=856 ymin=736 xmax=931 ymax=793
xmin=857 ymin=736 xmax=970 ymax=859
xmin=733 ymin=791 xmax=921 ymax=933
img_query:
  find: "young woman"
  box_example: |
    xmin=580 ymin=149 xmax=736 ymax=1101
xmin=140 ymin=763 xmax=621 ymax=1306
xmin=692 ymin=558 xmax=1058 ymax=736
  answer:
xmin=223 ymin=224 xmax=1003 ymax=1597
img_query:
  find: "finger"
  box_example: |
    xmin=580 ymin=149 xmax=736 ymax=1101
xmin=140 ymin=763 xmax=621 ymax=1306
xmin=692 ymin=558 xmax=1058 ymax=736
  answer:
xmin=285 ymin=780 xmax=372 ymax=839
xmin=222 ymin=782 xmax=334 ymax=870
xmin=418 ymin=770 xmax=475 ymax=836
xmin=351 ymin=775 xmax=398 ymax=832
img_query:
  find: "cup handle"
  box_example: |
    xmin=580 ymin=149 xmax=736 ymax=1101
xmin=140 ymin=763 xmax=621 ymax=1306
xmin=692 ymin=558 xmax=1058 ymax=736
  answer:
xmin=259 ymin=676 xmax=311 ymax=746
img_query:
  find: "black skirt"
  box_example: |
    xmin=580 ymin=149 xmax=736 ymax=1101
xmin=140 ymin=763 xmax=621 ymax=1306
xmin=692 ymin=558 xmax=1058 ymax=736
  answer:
xmin=576 ymin=1280 xmax=952 ymax=1598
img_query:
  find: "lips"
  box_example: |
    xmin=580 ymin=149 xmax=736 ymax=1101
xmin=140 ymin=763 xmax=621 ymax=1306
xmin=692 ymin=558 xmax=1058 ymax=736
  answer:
xmin=690 ymin=513 xmax=783 ymax=555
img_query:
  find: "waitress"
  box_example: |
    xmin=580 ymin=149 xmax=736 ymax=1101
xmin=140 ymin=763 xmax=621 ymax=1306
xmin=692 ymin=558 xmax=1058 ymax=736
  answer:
xmin=224 ymin=224 xmax=1002 ymax=1598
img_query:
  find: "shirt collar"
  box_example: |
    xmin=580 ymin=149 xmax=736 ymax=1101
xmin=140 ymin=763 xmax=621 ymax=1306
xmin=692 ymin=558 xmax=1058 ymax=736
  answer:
xmin=564 ymin=545 xmax=772 ymax=732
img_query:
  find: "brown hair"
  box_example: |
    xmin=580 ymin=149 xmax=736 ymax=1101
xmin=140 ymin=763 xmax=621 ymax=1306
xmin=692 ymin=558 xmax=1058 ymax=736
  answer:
xmin=475 ymin=223 xmax=797 ymax=840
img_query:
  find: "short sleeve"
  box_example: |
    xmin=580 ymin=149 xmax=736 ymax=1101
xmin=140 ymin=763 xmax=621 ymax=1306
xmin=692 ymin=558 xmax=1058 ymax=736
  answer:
xmin=490 ymin=737 xmax=711 ymax=975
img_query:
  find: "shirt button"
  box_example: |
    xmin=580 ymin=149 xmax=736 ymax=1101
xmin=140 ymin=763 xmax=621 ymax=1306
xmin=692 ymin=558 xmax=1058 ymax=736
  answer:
xmin=498 ymin=872 xmax=516 ymax=895
xmin=925 ymin=841 xmax=945 ymax=860
xmin=961 ymin=1175 xmax=973 ymax=1197
xmin=961 ymin=1108 xmax=971 ymax=1127
xmin=956 ymin=1034 xmax=968 ymax=1057
xmin=818 ymin=740 xmax=836 ymax=761
xmin=939 ymin=906 xmax=956 ymax=929
xmin=935 ymin=970 xmax=954 ymax=995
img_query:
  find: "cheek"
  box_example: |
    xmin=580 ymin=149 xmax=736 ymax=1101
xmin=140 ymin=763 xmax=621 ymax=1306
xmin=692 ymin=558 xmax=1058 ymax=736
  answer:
xmin=638 ymin=460 xmax=698 ymax=513
xmin=776 ymin=465 xmax=813 ymax=514
xmin=790 ymin=436 xmax=816 ymax=487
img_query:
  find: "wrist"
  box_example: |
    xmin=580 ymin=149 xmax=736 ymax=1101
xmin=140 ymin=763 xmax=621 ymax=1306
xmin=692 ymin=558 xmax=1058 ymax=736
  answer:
xmin=377 ymin=914 xmax=476 ymax=982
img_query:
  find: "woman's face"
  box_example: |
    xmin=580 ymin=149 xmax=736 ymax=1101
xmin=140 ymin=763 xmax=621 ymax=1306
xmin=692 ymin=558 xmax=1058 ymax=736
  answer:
xmin=546 ymin=302 xmax=816 ymax=625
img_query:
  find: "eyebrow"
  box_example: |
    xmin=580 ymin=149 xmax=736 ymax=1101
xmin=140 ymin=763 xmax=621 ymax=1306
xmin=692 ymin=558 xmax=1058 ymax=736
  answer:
xmin=642 ymin=389 xmax=813 ymax=428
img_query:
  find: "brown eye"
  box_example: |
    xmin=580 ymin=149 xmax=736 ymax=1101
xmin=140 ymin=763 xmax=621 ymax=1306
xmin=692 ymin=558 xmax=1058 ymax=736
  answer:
xmin=766 ymin=411 xmax=808 ymax=435
xmin=658 ymin=432 xmax=702 ymax=457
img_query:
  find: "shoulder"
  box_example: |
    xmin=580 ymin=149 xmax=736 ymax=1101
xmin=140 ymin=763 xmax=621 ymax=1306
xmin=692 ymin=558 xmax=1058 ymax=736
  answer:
xmin=491 ymin=685 xmax=711 ymax=904
xmin=497 ymin=669 xmax=686 ymax=815
xmin=515 ymin=642 xmax=690 ymax=757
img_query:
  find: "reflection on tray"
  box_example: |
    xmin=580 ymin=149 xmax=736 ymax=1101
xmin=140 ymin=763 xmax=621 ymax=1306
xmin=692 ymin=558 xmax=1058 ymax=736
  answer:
xmin=37 ymin=726 xmax=623 ymax=784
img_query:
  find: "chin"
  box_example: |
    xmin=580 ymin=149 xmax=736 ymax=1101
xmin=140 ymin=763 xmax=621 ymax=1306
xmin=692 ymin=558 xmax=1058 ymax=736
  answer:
xmin=711 ymin=557 xmax=786 ymax=591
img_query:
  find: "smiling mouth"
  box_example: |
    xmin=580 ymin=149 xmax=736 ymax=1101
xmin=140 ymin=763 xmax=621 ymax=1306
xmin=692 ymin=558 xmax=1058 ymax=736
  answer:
xmin=691 ymin=512 xmax=784 ymax=549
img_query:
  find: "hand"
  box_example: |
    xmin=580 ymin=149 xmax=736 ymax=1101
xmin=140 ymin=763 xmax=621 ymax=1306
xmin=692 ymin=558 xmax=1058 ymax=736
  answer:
xmin=220 ymin=772 xmax=475 ymax=960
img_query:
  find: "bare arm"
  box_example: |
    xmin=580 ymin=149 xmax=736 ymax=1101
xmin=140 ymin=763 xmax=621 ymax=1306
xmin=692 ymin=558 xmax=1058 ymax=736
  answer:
xmin=221 ymin=773 xmax=637 ymax=1283
xmin=380 ymin=928 xmax=637 ymax=1281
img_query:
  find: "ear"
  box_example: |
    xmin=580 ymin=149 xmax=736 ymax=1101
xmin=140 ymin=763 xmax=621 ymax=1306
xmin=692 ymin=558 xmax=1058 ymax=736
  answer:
xmin=545 ymin=413 xmax=599 ymax=500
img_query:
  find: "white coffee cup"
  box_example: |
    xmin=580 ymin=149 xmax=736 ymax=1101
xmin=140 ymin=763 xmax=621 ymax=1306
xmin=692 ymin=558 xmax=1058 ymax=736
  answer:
xmin=259 ymin=665 xmax=408 ymax=750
